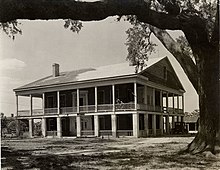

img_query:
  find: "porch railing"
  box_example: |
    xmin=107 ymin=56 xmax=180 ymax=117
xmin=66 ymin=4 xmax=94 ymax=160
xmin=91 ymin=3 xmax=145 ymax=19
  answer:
xmin=99 ymin=130 xmax=112 ymax=136
xmin=44 ymin=108 xmax=58 ymax=115
xmin=18 ymin=109 xmax=43 ymax=116
xmin=117 ymin=130 xmax=133 ymax=136
xmin=81 ymin=130 xmax=94 ymax=136
xmin=115 ymin=103 xmax=135 ymax=111
xmin=137 ymin=104 xmax=147 ymax=110
xmin=18 ymin=104 xmax=182 ymax=117
xmin=60 ymin=107 xmax=77 ymax=114
xmin=33 ymin=109 xmax=43 ymax=116
xmin=97 ymin=104 xmax=113 ymax=112
xmin=18 ymin=110 xmax=29 ymax=116
xmin=155 ymin=106 xmax=162 ymax=112
xmin=79 ymin=105 xmax=95 ymax=113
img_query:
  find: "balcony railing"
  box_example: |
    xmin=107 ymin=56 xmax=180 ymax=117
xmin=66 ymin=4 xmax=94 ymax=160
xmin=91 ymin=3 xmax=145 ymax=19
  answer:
xmin=18 ymin=109 xmax=43 ymax=116
xmin=33 ymin=109 xmax=43 ymax=116
xmin=115 ymin=103 xmax=135 ymax=111
xmin=97 ymin=104 xmax=113 ymax=112
xmin=60 ymin=107 xmax=77 ymax=114
xmin=18 ymin=110 xmax=29 ymax=116
xmin=44 ymin=108 xmax=58 ymax=115
xmin=17 ymin=104 xmax=184 ymax=117
xmin=79 ymin=105 xmax=95 ymax=113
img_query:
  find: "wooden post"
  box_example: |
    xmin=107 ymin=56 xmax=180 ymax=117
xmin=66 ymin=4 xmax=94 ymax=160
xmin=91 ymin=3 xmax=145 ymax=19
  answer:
xmin=57 ymin=117 xmax=62 ymax=138
xmin=153 ymin=88 xmax=155 ymax=111
xmin=160 ymin=115 xmax=163 ymax=135
xmin=112 ymin=85 xmax=115 ymax=112
xmin=30 ymin=94 xmax=33 ymax=116
xmin=29 ymin=119 xmax=33 ymax=138
xmin=160 ymin=90 xmax=163 ymax=112
xmin=41 ymin=118 xmax=46 ymax=137
xmin=152 ymin=114 xmax=156 ymax=136
xmin=94 ymin=115 xmax=99 ymax=137
xmin=166 ymin=92 xmax=169 ymax=113
xmin=76 ymin=115 xmax=81 ymax=137
xmin=95 ymin=86 xmax=98 ymax=112
xmin=77 ymin=89 xmax=80 ymax=113
xmin=111 ymin=114 xmax=117 ymax=137
xmin=57 ymin=91 xmax=60 ymax=114
xmin=134 ymin=82 xmax=137 ymax=110
xmin=42 ymin=93 xmax=45 ymax=115
xmin=144 ymin=113 xmax=149 ymax=136
xmin=133 ymin=113 xmax=139 ymax=138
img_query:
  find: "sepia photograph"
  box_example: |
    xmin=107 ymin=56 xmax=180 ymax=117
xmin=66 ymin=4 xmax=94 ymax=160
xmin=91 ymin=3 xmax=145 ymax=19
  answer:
xmin=0 ymin=0 xmax=219 ymax=169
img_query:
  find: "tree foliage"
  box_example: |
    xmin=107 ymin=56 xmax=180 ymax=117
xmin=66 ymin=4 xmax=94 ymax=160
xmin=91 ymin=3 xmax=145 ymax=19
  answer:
xmin=0 ymin=0 xmax=219 ymax=154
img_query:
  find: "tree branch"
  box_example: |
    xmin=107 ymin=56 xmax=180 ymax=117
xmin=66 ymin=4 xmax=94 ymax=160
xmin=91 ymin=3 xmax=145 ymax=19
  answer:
xmin=0 ymin=0 xmax=181 ymax=30
xmin=150 ymin=26 xmax=199 ymax=92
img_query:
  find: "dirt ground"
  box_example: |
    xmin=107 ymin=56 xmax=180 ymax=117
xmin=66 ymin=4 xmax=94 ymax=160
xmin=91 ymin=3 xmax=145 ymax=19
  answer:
xmin=1 ymin=136 xmax=220 ymax=170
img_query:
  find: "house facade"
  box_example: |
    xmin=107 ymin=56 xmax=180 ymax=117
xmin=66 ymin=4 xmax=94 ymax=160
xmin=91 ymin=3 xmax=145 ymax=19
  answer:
xmin=14 ymin=57 xmax=185 ymax=138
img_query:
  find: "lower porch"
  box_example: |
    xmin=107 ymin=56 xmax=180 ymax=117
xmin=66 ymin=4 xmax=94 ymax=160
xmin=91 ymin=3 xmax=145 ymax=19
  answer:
xmin=17 ymin=113 xmax=184 ymax=138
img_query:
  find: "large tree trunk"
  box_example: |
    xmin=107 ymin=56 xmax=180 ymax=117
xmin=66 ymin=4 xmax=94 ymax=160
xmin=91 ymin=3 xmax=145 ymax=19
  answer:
xmin=187 ymin=45 xmax=220 ymax=154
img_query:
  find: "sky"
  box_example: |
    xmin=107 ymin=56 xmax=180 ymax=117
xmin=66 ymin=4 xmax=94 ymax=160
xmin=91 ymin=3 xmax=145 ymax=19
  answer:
xmin=0 ymin=17 xmax=198 ymax=116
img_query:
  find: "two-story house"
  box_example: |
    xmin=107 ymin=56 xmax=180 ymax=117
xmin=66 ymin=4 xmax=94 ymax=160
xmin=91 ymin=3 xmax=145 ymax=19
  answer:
xmin=14 ymin=56 xmax=185 ymax=138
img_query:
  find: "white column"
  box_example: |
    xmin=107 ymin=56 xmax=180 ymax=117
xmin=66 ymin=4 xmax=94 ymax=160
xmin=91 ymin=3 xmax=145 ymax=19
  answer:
xmin=132 ymin=113 xmax=139 ymax=138
xmin=15 ymin=95 xmax=20 ymax=136
xmin=112 ymin=85 xmax=115 ymax=112
xmin=160 ymin=90 xmax=163 ymax=112
xmin=111 ymin=114 xmax=117 ymax=137
xmin=57 ymin=117 xmax=62 ymax=138
xmin=29 ymin=119 xmax=33 ymax=138
xmin=166 ymin=92 xmax=169 ymax=113
xmin=94 ymin=115 xmax=99 ymax=137
xmin=77 ymin=89 xmax=80 ymax=113
xmin=177 ymin=95 xmax=179 ymax=113
xmin=95 ymin=86 xmax=98 ymax=112
xmin=42 ymin=93 xmax=45 ymax=115
xmin=16 ymin=95 xmax=18 ymax=117
xmin=76 ymin=115 xmax=81 ymax=137
xmin=166 ymin=116 xmax=170 ymax=134
xmin=145 ymin=86 xmax=148 ymax=110
xmin=160 ymin=115 xmax=163 ymax=135
xmin=134 ymin=82 xmax=137 ymax=110
xmin=153 ymin=88 xmax=155 ymax=111
xmin=41 ymin=118 xmax=46 ymax=137
xmin=144 ymin=113 xmax=149 ymax=136
xmin=182 ymin=95 xmax=184 ymax=112
xmin=57 ymin=91 xmax=60 ymax=114
xmin=152 ymin=114 xmax=156 ymax=136
xmin=30 ymin=94 xmax=33 ymax=116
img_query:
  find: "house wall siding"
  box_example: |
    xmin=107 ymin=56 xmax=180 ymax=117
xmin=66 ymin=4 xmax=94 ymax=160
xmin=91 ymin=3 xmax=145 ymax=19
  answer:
xmin=141 ymin=58 xmax=183 ymax=90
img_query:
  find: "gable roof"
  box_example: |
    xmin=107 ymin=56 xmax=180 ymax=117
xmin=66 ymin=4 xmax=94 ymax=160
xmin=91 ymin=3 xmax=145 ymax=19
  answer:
xmin=14 ymin=56 xmax=184 ymax=92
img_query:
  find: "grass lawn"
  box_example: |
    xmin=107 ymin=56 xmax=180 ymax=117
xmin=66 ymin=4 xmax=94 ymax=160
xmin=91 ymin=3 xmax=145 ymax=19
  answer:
xmin=1 ymin=136 xmax=220 ymax=169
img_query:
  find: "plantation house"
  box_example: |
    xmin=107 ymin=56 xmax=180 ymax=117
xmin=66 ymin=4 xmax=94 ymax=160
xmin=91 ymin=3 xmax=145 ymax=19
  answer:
xmin=14 ymin=56 xmax=185 ymax=138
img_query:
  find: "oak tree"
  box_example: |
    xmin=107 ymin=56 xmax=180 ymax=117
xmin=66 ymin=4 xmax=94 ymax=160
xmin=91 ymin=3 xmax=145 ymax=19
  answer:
xmin=0 ymin=0 xmax=219 ymax=154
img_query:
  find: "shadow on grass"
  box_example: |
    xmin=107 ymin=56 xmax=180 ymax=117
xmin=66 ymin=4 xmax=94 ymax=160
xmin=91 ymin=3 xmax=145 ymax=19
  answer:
xmin=2 ymin=140 xmax=219 ymax=170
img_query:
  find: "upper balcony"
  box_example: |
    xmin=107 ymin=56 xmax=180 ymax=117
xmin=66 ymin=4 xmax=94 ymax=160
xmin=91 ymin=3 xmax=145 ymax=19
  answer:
xmin=17 ymin=103 xmax=184 ymax=117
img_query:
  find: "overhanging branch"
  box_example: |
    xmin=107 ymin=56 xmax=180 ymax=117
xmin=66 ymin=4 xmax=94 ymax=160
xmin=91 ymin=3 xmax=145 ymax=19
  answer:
xmin=0 ymin=0 xmax=181 ymax=30
xmin=150 ymin=26 xmax=199 ymax=92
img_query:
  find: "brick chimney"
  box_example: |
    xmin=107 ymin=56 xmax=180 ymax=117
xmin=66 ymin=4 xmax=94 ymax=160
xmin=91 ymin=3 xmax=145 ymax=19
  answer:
xmin=52 ymin=63 xmax=59 ymax=77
